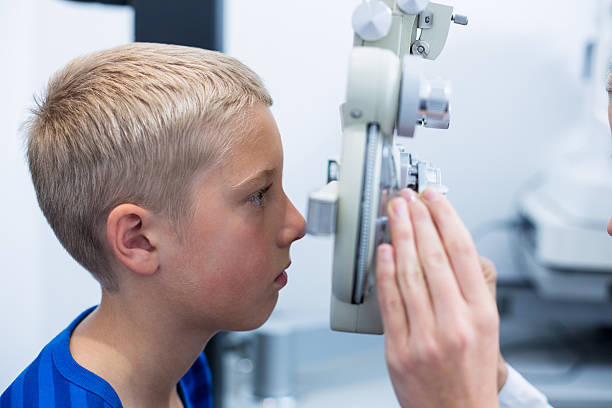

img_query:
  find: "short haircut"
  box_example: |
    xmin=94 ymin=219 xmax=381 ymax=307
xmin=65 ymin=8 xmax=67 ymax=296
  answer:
xmin=25 ymin=43 xmax=273 ymax=291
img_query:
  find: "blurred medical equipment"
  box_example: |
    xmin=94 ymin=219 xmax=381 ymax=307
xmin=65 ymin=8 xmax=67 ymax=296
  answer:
xmin=307 ymin=0 xmax=467 ymax=333
xmin=514 ymin=0 xmax=612 ymax=302
xmin=217 ymin=322 xmax=395 ymax=408
xmin=492 ymin=2 xmax=612 ymax=406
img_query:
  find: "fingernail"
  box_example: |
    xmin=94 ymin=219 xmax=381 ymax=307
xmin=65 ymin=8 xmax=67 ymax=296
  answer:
xmin=390 ymin=198 xmax=408 ymax=219
xmin=401 ymin=188 xmax=418 ymax=203
xmin=378 ymin=245 xmax=393 ymax=262
xmin=423 ymin=188 xmax=442 ymax=202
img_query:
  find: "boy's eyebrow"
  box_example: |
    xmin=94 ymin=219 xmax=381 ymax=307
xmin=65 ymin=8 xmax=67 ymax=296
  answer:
xmin=231 ymin=169 xmax=275 ymax=189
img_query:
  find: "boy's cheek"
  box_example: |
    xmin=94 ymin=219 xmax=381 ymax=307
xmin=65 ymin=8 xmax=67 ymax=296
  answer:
xmin=200 ymin=258 xmax=279 ymax=330
xmin=201 ymin=242 xmax=272 ymax=289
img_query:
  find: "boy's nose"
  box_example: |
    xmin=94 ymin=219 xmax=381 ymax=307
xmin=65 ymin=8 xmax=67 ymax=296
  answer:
xmin=277 ymin=197 xmax=306 ymax=247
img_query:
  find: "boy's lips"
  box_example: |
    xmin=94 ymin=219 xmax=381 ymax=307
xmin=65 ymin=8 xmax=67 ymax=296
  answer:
xmin=274 ymin=271 xmax=288 ymax=288
xmin=274 ymin=261 xmax=291 ymax=288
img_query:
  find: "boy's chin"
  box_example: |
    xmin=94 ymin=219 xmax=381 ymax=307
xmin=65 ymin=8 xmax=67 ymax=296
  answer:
xmin=228 ymin=295 xmax=279 ymax=332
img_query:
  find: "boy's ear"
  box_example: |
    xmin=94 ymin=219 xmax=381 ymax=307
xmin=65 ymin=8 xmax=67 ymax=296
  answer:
xmin=106 ymin=204 xmax=159 ymax=277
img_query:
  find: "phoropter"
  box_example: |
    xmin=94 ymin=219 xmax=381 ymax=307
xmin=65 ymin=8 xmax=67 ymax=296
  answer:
xmin=307 ymin=0 xmax=467 ymax=334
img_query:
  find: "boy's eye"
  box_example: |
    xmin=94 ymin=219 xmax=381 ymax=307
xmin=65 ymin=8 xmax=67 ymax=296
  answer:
xmin=248 ymin=184 xmax=272 ymax=208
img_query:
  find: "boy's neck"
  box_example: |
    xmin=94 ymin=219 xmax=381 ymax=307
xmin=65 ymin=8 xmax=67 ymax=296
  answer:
xmin=69 ymin=292 xmax=215 ymax=407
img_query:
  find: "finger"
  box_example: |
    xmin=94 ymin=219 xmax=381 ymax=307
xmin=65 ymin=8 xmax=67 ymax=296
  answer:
xmin=375 ymin=244 xmax=409 ymax=346
xmin=420 ymin=188 xmax=490 ymax=305
xmin=402 ymin=190 xmax=464 ymax=319
xmin=387 ymin=196 xmax=434 ymax=334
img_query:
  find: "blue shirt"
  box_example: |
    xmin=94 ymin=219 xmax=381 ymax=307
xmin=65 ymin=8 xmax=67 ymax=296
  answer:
xmin=1 ymin=307 xmax=213 ymax=408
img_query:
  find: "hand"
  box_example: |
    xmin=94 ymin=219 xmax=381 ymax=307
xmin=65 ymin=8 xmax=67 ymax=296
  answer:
xmin=376 ymin=189 xmax=500 ymax=408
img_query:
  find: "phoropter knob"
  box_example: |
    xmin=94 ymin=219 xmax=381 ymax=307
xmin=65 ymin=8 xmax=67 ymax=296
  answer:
xmin=397 ymin=0 xmax=430 ymax=15
xmin=352 ymin=1 xmax=393 ymax=42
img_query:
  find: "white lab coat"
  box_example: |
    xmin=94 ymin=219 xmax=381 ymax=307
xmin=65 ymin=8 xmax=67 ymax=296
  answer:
xmin=499 ymin=365 xmax=552 ymax=407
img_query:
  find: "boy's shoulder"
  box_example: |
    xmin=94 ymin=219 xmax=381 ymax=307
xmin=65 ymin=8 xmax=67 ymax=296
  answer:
xmin=0 ymin=308 xmax=213 ymax=408
xmin=1 ymin=307 xmax=122 ymax=408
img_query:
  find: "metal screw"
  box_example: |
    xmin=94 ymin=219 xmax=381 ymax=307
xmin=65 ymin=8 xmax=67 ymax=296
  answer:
xmin=418 ymin=10 xmax=433 ymax=29
xmin=411 ymin=40 xmax=430 ymax=57
xmin=350 ymin=109 xmax=363 ymax=119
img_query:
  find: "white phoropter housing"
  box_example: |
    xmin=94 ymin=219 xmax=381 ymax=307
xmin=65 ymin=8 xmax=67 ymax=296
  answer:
xmin=307 ymin=0 xmax=467 ymax=334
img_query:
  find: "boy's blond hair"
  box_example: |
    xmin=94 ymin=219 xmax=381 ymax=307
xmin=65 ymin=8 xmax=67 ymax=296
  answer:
xmin=25 ymin=43 xmax=273 ymax=291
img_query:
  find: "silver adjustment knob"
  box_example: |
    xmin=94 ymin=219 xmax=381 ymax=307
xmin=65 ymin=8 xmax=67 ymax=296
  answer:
xmin=352 ymin=1 xmax=393 ymax=42
xmin=452 ymin=14 xmax=469 ymax=25
xmin=397 ymin=0 xmax=430 ymax=15
xmin=400 ymin=152 xmax=448 ymax=195
xmin=418 ymin=80 xmax=450 ymax=129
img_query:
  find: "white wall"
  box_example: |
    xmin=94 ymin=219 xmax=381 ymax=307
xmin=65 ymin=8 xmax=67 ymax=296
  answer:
xmin=0 ymin=0 xmax=602 ymax=391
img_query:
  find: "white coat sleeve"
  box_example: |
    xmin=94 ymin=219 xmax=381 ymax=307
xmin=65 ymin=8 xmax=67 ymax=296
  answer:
xmin=498 ymin=364 xmax=553 ymax=408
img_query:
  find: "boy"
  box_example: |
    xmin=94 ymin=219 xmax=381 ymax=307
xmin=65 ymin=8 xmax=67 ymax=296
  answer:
xmin=1 ymin=42 xmax=545 ymax=407
xmin=2 ymin=42 xmax=305 ymax=407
